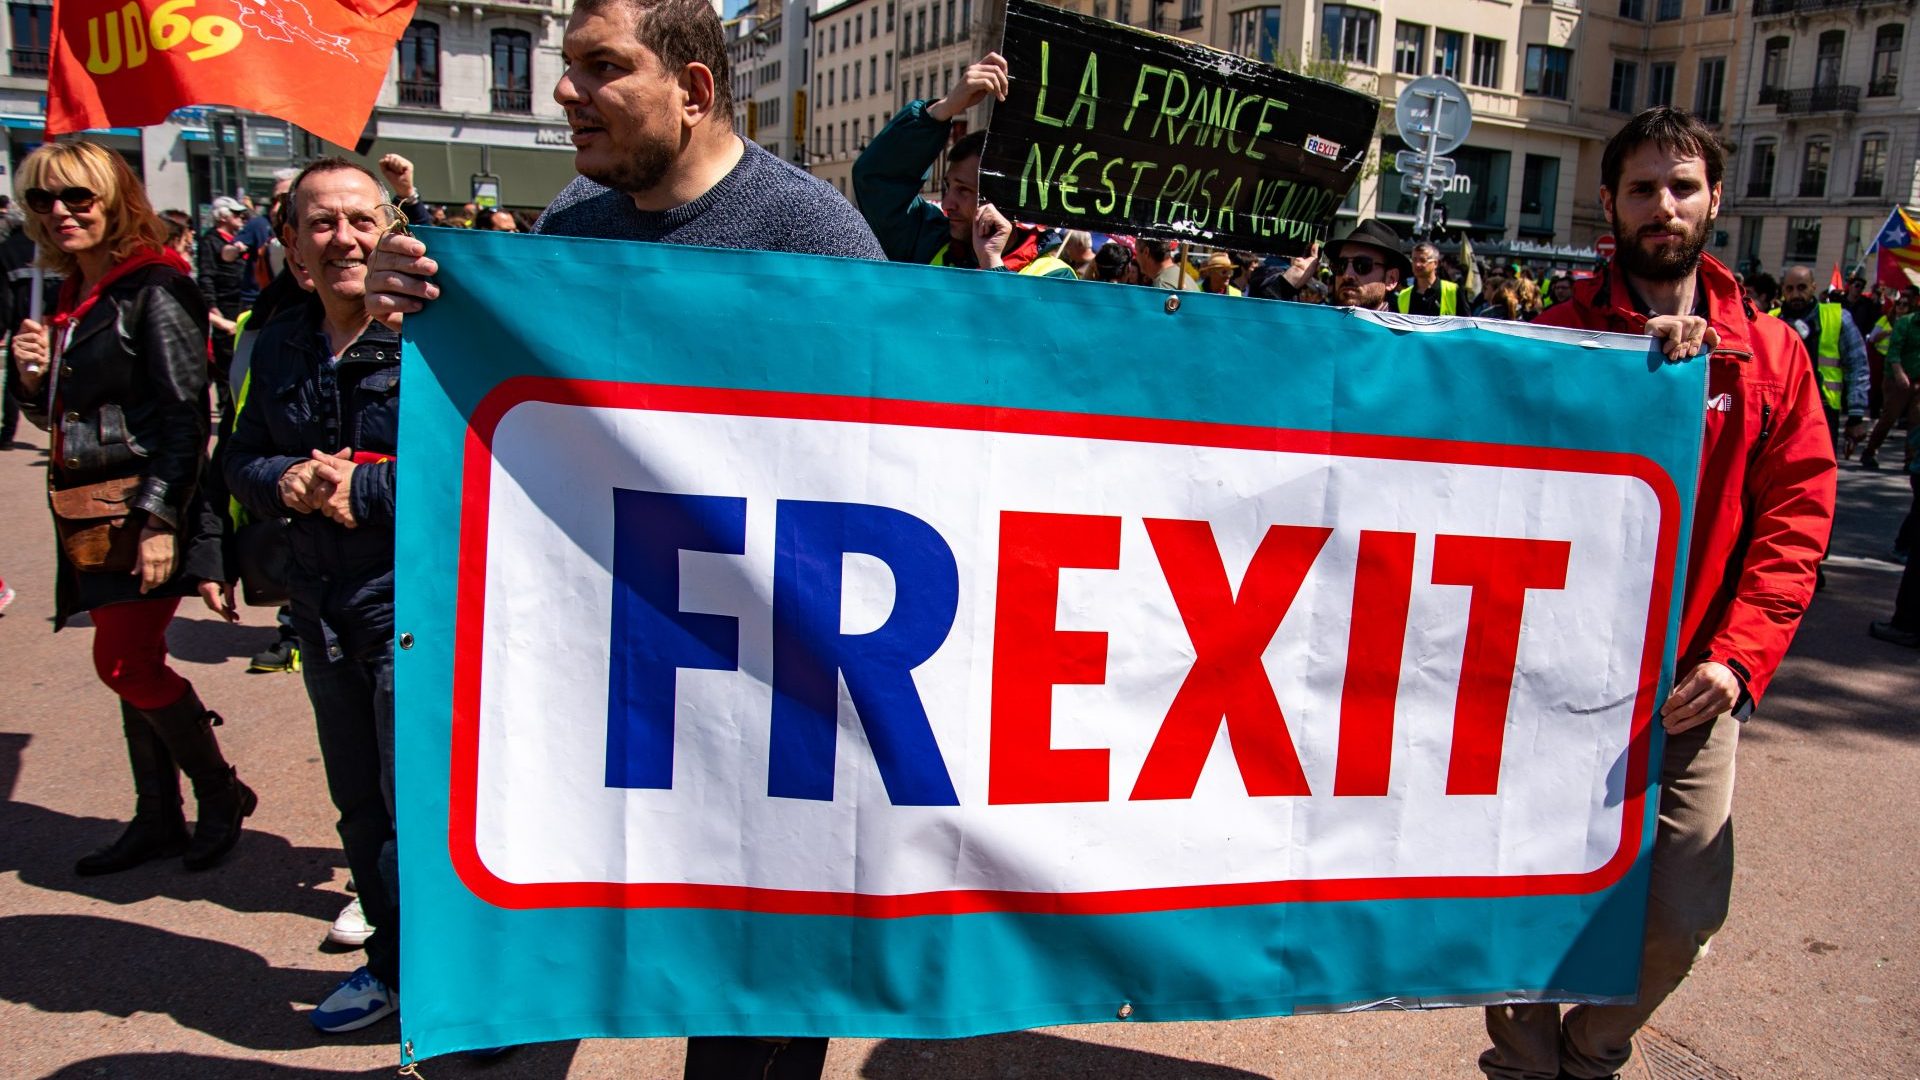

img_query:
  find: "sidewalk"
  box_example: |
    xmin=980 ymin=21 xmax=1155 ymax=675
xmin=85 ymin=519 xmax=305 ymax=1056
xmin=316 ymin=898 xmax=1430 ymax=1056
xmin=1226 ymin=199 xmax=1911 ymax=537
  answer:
xmin=2 ymin=424 xmax=1915 ymax=1079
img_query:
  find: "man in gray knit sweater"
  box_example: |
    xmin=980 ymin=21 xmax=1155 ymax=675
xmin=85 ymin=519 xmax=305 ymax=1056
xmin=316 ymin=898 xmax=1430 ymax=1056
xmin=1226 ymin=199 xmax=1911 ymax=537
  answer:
xmin=366 ymin=0 xmax=881 ymax=329
xmin=365 ymin=0 xmax=878 ymax=1076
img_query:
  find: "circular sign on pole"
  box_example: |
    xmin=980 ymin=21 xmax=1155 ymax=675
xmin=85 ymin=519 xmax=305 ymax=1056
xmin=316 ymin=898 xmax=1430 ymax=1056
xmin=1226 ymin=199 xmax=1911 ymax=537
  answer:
xmin=1394 ymin=76 xmax=1473 ymax=156
xmin=1595 ymin=234 xmax=1617 ymax=259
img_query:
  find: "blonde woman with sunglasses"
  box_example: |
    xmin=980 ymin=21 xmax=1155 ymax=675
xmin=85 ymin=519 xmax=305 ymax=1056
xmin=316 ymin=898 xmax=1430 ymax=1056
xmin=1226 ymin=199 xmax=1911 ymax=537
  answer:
xmin=11 ymin=140 xmax=255 ymax=875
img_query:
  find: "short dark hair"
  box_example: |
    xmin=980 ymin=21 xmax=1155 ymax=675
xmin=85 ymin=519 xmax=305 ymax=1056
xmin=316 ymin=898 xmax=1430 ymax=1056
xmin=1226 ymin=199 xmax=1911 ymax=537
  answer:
xmin=286 ymin=156 xmax=389 ymax=224
xmin=1600 ymin=106 xmax=1725 ymax=193
xmin=1138 ymin=237 xmax=1172 ymax=262
xmin=948 ymin=130 xmax=987 ymax=168
xmin=574 ymin=0 xmax=733 ymax=115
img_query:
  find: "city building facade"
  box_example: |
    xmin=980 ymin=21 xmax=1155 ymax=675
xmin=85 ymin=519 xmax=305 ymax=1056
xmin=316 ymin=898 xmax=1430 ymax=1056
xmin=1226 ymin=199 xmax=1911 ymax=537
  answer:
xmin=809 ymin=0 xmax=892 ymax=196
xmin=1722 ymin=0 xmax=1918 ymax=276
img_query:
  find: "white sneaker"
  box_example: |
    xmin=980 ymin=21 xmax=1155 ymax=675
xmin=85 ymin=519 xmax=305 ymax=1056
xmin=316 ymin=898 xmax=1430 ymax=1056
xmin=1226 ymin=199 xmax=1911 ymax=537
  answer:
xmin=326 ymin=896 xmax=372 ymax=948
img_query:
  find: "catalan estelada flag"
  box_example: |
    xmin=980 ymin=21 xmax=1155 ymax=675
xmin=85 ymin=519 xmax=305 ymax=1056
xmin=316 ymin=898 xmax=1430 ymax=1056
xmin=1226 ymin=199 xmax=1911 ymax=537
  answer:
xmin=1868 ymin=206 xmax=1920 ymax=290
xmin=47 ymin=0 xmax=416 ymax=149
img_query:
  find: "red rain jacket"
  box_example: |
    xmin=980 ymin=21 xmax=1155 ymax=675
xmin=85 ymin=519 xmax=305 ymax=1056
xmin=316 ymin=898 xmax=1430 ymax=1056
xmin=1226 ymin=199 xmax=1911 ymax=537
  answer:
xmin=1534 ymin=253 xmax=1835 ymax=707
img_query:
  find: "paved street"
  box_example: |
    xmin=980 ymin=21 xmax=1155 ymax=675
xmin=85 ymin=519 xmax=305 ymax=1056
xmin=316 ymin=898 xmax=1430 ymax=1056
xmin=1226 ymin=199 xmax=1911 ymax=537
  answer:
xmin=2 ymin=423 xmax=1916 ymax=1080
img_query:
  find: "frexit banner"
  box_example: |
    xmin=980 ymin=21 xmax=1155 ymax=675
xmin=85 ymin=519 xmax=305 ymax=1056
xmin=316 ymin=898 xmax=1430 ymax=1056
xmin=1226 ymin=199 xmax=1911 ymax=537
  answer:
xmin=393 ymin=228 xmax=1704 ymax=1060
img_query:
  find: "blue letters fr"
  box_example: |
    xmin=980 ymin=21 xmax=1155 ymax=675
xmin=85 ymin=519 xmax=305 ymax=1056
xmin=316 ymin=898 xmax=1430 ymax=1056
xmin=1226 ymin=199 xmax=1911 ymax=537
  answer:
xmin=607 ymin=492 xmax=960 ymax=805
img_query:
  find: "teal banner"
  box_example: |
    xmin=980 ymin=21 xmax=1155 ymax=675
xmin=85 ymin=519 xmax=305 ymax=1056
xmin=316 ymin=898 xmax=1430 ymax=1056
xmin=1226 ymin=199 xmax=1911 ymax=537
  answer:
xmin=395 ymin=228 xmax=1704 ymax=1060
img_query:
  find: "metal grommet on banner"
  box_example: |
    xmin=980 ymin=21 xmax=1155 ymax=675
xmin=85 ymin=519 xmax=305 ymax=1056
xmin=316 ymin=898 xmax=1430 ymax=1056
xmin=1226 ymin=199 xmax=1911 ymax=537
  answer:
xmin=1117 ymin=1001 xmax=1134 ymax=1019
xmin=1163 ymin=295 xmax=1181 ymax=315
xmin=399 ymin=632 xmax=415 ymax=650
xmin=397 ymin=1039 xmax=424 ymax=1077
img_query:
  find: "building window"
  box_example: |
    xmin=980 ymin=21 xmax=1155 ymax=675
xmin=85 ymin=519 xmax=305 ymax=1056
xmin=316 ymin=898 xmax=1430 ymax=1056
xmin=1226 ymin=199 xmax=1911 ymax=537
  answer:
xmin=1694 ymin=56 xmax=1725 ymax=121
xmin=1394 ymin=22 xmax=1427 ymax=76
xmin=870 ymin=56 xmax=878 ymax=97
xmin=827 ymin=69 xmax=835 ymax=105
xmin=914 ymin=73 xmax=923 ymax=101
xmin=1704 ymin=0 xmax=1729 ymax=12
xmin=945 ymin=0 xmax=955 ymax=42
xmin=1469 ymin=36 xmax=1501 ymax=88
xmin=1433 ymin=29 xmax=1463 ymax=80
xmin=886 ymin=1 xmax=894 ymax=32
xmin=1814 ymin=30 xmax=1843 ymax=88
xmin=1844 ymin=218 xmax=1871 ymax=268
xmin=854 ymin=15 xmax=862 ymax=43
xmin=1233 ymin=7 xmax=1284 ymax=63
xmin=1608 ymin=59 xmax=1637 ymax=112
xmin=1519 ymin=154 xmax=1559 ymax=236
xmin=1759 ymin=36 xmax=1788 ymax=104
xmin=1799 ymin=138 xmax=1830 ymax=197
xmin=915 ymin=7 xmax=925 ymax=52
xmin=1855 ymin=135 xmax=1888 ymax=198
xmin=7 ymin=2 xmax=52 ymax=76
xmin=1116 ymin=0 xmax=1133 ymax=25
xmin=1747 ymin=140 xmax=1776 ymax=198
xmin=1869 ymin=25 xmax=1901 ymax=96
xmin=1319 ymin=5 xmax=1377 ymax=65
xmin=1617 ymin=0 xmax=1644 ymax=19
xmin=397 ymin=21 xmax=440 ymax=108
xmin=490 ymin=29 xmax=532 ymax=113
xmin=1647 ymin=61 xmax=1674 ymax=106
xmin=1180 ymin=0 xmax=1203 ymax=30
xmin=1736 ymin=217 xmax=1764 ymax=273
xmin=1523 ymin=45 xmax=1570 ymax=99
xmin=1785 ymin=217 xmax=1820 ymax=262
xmin=1655 ymin=0 xmax=1681 ymax=20
xmin=960 ymin=0 xmax=971 ymax=37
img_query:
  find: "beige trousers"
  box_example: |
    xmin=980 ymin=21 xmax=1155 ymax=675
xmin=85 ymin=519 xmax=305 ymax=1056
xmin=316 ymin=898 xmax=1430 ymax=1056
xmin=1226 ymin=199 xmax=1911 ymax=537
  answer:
xmin=1479 ymin=714 xmax=1740 ymax=1080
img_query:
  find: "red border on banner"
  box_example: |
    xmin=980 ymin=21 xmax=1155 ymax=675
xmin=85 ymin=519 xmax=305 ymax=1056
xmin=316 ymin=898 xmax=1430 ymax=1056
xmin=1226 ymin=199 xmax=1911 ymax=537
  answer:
xmin=447 ymin=378 xmax=1679 ymax=916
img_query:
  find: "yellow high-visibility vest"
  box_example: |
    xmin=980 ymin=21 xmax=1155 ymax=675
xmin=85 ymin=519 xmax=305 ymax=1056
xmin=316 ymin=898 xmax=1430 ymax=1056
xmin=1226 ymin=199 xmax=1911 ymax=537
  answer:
xmin=1395 ymin=279 xmax=1459 ymax=316
xmin=1771 ymin=303 xmax=1846 ymax=411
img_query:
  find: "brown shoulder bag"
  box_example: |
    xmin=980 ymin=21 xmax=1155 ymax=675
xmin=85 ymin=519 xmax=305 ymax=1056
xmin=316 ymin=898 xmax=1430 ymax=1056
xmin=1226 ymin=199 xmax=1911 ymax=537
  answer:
xmin=48 ymin=476 xmax=146 ymax=573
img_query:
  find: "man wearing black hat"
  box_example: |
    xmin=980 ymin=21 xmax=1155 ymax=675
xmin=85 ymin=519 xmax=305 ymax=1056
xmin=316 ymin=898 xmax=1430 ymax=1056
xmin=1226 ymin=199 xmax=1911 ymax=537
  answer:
xmin=1327 ymin=219 xmax=1411 ymax=310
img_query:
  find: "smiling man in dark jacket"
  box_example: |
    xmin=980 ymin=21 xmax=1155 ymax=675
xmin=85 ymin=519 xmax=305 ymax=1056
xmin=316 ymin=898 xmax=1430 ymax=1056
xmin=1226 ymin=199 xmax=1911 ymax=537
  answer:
xmin=224 ymin=157 xmax=406 ymax=1036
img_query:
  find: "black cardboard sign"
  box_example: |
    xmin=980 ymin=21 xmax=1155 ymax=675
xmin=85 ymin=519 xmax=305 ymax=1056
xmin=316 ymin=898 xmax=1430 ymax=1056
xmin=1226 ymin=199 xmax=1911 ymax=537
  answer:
xmin=978 ymin=0 xmax=1379 ymax=257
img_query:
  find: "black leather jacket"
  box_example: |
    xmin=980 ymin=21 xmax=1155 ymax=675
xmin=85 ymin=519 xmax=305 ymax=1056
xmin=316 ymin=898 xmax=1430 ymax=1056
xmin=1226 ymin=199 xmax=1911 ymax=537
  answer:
xmin=22 ymin=257 xmax=223 ymax=627
xmin=26 ymin=262 xmax=212 ymax=530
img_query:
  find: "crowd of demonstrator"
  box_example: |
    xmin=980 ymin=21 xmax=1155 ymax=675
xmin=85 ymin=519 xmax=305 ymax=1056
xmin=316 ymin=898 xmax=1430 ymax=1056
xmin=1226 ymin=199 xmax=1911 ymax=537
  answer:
xmin=0 ymin=2 xmax=1912 ymax=1077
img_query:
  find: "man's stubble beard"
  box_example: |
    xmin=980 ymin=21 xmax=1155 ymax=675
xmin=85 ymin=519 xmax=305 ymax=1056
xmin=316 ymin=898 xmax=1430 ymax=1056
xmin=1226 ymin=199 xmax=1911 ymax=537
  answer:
xmin=582 ymin=132 xmax=676 ymax=195
xmin=1613 ymin=208 xmax=1713 ymax=282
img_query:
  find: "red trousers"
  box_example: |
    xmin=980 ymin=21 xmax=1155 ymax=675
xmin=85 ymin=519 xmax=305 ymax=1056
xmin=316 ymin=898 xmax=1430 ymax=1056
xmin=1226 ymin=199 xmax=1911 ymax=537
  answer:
xmin=90 ymin=598 xmax=189 ymax=711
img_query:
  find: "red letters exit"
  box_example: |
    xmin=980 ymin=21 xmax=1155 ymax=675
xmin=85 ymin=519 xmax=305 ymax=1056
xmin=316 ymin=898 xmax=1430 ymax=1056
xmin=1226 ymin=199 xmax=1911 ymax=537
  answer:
xmin=988 ymin=512 xmax=1571 ymax=805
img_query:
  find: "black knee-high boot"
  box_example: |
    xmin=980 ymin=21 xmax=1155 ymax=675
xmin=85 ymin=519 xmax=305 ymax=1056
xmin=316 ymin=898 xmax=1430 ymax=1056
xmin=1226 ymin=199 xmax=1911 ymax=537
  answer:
xmin=139 ymin=683 xmax=257 ymax=871
xmin=74 ymin=701 xmax=190 ymax=876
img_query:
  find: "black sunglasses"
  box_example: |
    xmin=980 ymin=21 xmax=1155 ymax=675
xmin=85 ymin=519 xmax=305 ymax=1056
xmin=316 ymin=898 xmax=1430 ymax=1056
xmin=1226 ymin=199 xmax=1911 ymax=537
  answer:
xmin=25 ymin=186 xmax=99 ymax=214
xmin=1330 ymin=254 xmax=1378 ymax=275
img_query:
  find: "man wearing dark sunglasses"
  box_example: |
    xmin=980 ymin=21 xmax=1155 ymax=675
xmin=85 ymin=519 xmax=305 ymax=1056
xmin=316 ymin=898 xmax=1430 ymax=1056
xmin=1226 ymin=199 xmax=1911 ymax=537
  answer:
xmin=1325 ymin=219 xmax=1410 ymax=310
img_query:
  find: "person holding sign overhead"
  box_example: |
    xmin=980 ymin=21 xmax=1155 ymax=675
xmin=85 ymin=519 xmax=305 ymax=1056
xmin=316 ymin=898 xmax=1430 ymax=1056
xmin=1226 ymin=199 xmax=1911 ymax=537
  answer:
xmin=852 ymin=52 xmax=1079 ymax=279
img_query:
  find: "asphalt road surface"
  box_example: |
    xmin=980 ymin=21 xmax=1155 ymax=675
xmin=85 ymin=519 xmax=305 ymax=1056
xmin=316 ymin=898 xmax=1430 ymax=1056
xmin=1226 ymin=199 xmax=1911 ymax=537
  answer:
xmin=2 ymin=424 xmax=1915 ymax=1080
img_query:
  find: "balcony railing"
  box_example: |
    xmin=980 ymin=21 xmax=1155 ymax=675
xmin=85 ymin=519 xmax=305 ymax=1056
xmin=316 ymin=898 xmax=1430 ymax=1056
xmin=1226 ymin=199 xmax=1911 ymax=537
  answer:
xmin=1867 ymin=75 xmax=1898 ymax=97
xmin=1776 ymin=84 xmax=1860 ymax=112
xmin=1756 ymin=0 xmax=1906 ymax=15
xmin=491 ymin=87 xmax=532 ymax=113
xmin=1855 ymin=178 xmax=1884 ymax=198
xmin=1746 ymin=180 xmax=1774 ymax=198
xmin=8 ymin=47 xmax=47 ymax=76
xmin=397 ymin=80 xmax=441 ymax=108
xmin=1798 ymin=176 xmax=1829 ymax=197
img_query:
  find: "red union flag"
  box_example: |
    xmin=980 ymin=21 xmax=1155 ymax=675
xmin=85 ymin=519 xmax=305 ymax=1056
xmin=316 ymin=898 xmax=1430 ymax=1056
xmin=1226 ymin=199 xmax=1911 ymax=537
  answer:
xmin=47 ymin=0 xmax=416 ymax=148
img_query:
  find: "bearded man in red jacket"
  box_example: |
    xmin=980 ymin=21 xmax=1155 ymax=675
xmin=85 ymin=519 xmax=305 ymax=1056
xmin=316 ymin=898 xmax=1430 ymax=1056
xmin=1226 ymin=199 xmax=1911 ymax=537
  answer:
xmin=1481 ymin=107 xmax=1836 ymax=1080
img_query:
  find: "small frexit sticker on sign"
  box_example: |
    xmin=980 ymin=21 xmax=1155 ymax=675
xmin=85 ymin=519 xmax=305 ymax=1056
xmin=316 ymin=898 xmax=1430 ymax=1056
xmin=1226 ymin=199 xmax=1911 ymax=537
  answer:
xmin=1304 ymin=135 xmax=1342 ymax=159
